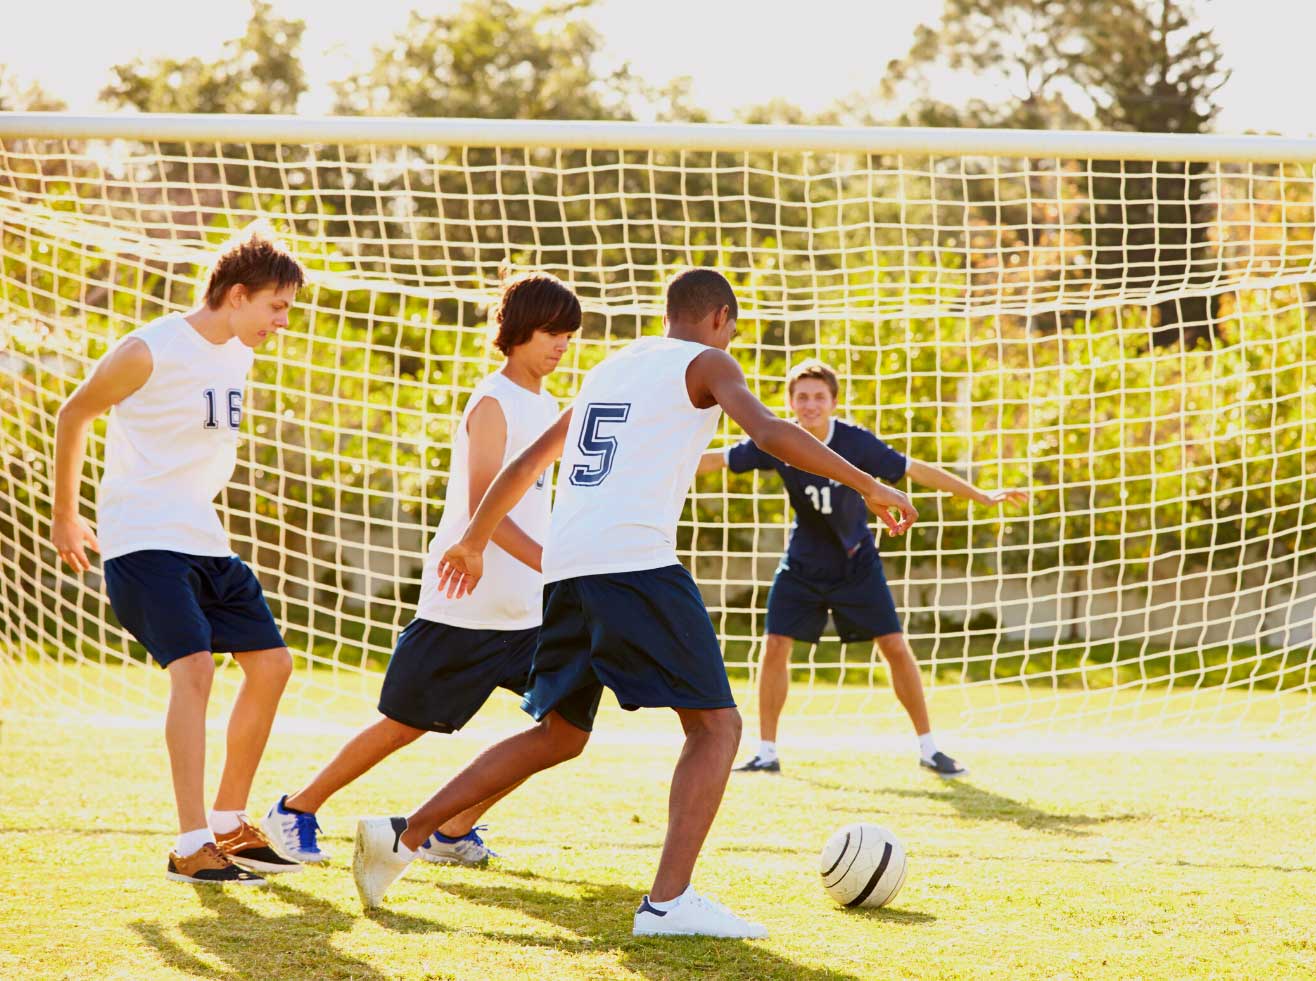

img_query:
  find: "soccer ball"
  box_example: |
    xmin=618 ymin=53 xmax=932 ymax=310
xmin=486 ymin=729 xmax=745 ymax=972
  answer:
xmin=819 ymin=822 xmax=907 ymax=908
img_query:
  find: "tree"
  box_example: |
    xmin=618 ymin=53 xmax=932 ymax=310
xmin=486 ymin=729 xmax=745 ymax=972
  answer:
xmin=881 ymin=0 xmax=1229 ymax=344
xmin=99 ymin=0 xmax=305 ymax=114
xmin=331 ymin=0 xmax=634 ymax=121
xmin=0 ymin=66 xmax=66 ymax=112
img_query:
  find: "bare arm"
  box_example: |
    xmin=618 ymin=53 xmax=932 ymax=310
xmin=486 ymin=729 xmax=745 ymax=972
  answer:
xmin=437 ymin=407 xmax=573 ymax=598
xmin=464 ymin=395 xmax=544 ymax=573
xmin=905 ymin=459 xmax=1030 ymax=508
xmin=696 ymin=449 xmax=728 ymax=476
xmin=51 ymin=338 xmax=153 ymax=572
xmin=688 ymin=350 xmax=916 ymax=534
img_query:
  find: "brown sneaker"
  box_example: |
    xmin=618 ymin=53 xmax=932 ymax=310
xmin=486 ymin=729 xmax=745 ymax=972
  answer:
xmin=216 ymin=816 xmax=303 ymax=874
xmin=167 ymin=842 xmax=266 ymax=885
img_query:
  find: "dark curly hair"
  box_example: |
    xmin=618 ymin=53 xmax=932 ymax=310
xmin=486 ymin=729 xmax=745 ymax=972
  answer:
xmin=204 ymin=225 xmax=305 ymax=309
xmin=492 ymin=272 xmax=582 ymax=355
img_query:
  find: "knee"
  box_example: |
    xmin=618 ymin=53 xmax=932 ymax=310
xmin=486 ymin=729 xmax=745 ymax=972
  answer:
xmin=243 ymin=647 xmax=293 ymax=687
xmin=542 ymin=714 xmax=590 ymax=762
xmin=169 ymin=652 xmax=215 ymax=699
xmin=379 ymin=717 xmax=424 ymax=749
xmin=692 ymin=706 xmax=742 ymax=747
xmin=876 ymin=635 xmax=913 ymax=665
xmin=761 ymin=635 xmax=793 ymax=665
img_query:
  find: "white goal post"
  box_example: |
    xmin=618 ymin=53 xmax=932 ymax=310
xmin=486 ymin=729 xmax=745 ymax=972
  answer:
xmin=1 ymin=111 xmax=1313 ymax=737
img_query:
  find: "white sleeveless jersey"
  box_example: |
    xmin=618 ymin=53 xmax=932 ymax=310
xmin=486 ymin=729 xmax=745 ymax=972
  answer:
xmin=415 ymin=371 xmax=558 ymax=629
xmin=98 ymin=314 xmax=255 ymax=560
xmin=544 ymin=336 xmax=721 ymax=583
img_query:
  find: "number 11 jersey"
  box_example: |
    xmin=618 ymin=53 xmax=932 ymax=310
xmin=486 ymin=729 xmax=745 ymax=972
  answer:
xmin=543 ymin=336 xmax=721 ymax=583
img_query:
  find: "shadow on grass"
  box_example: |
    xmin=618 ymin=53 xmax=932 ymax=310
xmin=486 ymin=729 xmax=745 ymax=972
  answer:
xmin=419 ymin=875 xmax=868 ymax=981
xmin=794 ymin=773 xmax=1137 ymax=837
xmin=128 ymin=879 xmax=443 ymax=981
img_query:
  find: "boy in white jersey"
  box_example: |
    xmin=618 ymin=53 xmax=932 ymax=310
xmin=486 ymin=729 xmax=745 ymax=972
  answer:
xmin=51 ymin=227 xmax=305 ymax=885
xmin=352 ymin=269 xmax=919 ymax=938
xmin=260 ymin=273 xmax=579 ymax=866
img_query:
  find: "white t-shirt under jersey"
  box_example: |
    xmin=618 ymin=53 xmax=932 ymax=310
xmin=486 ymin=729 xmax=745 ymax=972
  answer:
xmin=98 ymin=314 xmax=254 ymax=560
xmin=415 ymin=371 xmax=559 ymax=630
xmin=544 ymin=335 xmax=721 ymax=583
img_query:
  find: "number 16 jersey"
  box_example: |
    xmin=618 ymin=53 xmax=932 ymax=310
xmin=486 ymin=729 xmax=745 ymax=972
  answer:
xmin=99 ymin=314 xmax=254 ymax=560
xmin=543 ymin=336 xmax=721 ymax=583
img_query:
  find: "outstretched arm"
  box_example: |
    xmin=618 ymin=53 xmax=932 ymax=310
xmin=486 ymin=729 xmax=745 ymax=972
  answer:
xmin=438 ymin=406 xmax=573 ymax=598
xmin=905 ymin=459 xmax=1030 ymax=509
xmin=51 ymin=338 xmax=153 ymax=572
xmin=687 ymin=350 xmax=916 ymax=535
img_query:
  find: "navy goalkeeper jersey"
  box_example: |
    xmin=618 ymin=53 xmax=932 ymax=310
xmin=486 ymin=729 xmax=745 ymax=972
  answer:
xmin=726 ymin=419 xmax=907 ymax=580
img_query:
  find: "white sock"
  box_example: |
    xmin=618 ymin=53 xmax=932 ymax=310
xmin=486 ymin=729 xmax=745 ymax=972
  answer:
xmin=757 ymin=740 xmax=778 ymax=763
xmin=918 ymin=733 xmax=939 ymax=762
xmin=648 ymin=883 xmax=695 ymax=911
xmin=176 ymin=827 xmax=216 ymax=856
xmin=209 ymin=809 xmax=243 ymax=835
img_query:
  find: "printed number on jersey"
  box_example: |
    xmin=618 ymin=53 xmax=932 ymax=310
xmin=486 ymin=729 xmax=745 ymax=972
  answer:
xmin=203 ymin=389 xmax=243 ymax=430
xmin=805 ymin=484 xmax=834 ymax=514
xmin=568 ymin=402 xmax=630 ymax=487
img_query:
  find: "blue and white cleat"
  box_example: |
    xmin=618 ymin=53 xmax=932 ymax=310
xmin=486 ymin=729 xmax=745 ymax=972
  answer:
xmin=418 ymin=825 xmax=498 ymax=866
xmin=261 ymin=794 xmax=332 ymax=864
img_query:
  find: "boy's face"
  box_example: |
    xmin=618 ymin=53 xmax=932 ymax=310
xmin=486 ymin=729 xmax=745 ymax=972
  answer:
xmin=788 ymin=378 xmax=837 ymax=429
xmin=230 ymin=284 xmax=296 ymax=348
xmin=511 ymin=326 xmax=575 ymax=377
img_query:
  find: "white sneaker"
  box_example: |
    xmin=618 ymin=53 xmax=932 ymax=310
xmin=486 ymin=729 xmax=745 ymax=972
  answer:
xmin=418 ymin=825 xmax=497 ymax=865
xmin=352 ymin=817 xmax=414 ymax=908
xmin=261 ymin=795 xmax=331 ymax=864
xmin=633 ymin=888 xmax=768 ymax=939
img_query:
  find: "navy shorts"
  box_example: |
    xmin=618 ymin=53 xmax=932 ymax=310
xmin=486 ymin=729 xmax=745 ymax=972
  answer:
xmin=103 ymin=550 xmax=285 ymax=667
xmin=522 ymin=564 xmax=736 ymax=732
xmin=766 ymin=557 xmax=902 ymax=644
xmin=377 ymin=618 xmax=536 ymax=733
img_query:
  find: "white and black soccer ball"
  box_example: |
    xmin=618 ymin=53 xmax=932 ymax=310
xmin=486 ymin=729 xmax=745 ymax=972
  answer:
xmin=819 ymin=822 xmax=907 ymax=908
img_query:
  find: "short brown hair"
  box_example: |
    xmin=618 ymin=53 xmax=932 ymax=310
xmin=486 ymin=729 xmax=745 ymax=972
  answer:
xmin=492 ymin=272 xmax=582 ymax=355
xmin=665 ymin=268 xmax=739 ymax=324
xmin=204 ymin=225 xmax=305 ymax=309
xmin=786 ymin=358 xmax=839 ymax=399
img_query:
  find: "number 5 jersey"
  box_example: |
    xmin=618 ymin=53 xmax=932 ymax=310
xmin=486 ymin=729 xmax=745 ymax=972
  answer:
xmin=544 ymin=335 xmax=721 ymax=583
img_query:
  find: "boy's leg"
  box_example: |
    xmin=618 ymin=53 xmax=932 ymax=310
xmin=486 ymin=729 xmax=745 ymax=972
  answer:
xmin=437 ymin=779 xmax=526 ymax=838
xmin=212 ymin=646 xmax=293 ymax=812
xmin=756 ymin=633 xmax=794 ymax=743
xmin=165 ymin=651 xmax=216 ymax=835
xmin=874 ymin=632 xmax=930 ymax=735
xmin=649 ymin=706 xmax=741 ymax=901
xmin=399 ymin=710 xmax=589 ymax=851
xmin=284 ymin=715 xmax=425 ymax=814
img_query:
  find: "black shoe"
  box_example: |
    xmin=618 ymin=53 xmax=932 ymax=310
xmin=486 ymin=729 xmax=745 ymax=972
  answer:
xmin=733 ymin=754 xmax=781 ymax=773
xmin=920 ymin=751 xmax=967 ymax=777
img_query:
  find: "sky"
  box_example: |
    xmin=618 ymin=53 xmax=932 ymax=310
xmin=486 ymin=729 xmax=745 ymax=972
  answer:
xmin=4 ymin=0 xmax=1315 ymax=134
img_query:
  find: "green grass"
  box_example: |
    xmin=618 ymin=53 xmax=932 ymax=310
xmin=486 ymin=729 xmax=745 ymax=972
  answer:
xmin=2 ymin=666 xmax=1315 ymax=980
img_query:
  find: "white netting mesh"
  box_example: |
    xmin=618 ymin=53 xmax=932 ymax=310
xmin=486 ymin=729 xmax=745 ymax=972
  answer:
xmin=1 ymin=117 xmax=1313 ymax=737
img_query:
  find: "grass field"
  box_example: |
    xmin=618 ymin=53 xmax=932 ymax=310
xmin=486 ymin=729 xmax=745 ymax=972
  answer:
xmin=2 ymin=665 xmax=1315 ymax=980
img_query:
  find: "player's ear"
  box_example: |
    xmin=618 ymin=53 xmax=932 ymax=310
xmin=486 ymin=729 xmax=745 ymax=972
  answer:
xmin=228 ymin=284 xmax=248 ymax=308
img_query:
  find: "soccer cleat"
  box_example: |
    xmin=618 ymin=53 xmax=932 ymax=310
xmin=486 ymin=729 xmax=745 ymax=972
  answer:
xmin=633 ymin=890 xmax=768 ymax=939
xmin=353 ymin=816 xmax=414 ymax=908
xmin=920 ymin=751 xmax=967 ymax=777
xmin=166 ymin=842 xmax=266 ymax=886
xmin=418 ymin=824 xmax=498 ymax=866
xmin=261 ymin=795 xmax=332 ymax=864
xmin=733 ymin=754 xmax=781 ymax=773
xmin=216 ymin=815 xmax=303 ymax=874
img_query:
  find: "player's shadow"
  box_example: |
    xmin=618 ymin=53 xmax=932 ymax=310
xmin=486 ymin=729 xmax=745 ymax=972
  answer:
xmin=795 ymin=773 xmax=1135 ymax=837
xmin=127 ymin=879 xmax=443 ymax=980
xmin=414 ymin=873 xmax=867 ymax=981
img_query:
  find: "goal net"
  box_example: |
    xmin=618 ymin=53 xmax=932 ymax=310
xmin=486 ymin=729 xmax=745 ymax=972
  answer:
xmin=2 ymin=115 xmax=1313 ymax=740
